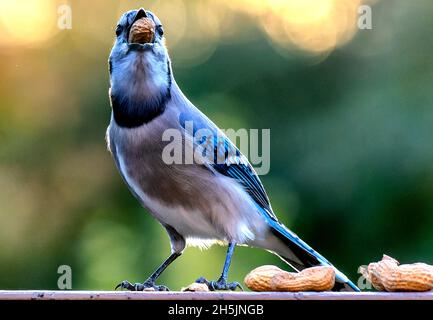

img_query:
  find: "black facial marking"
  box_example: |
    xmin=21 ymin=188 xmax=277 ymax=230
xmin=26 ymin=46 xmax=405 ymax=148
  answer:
xmin=115 ymin=25 xmax=123 ymax=37
xmin=157 ymin=25 xmax=164 ymax=36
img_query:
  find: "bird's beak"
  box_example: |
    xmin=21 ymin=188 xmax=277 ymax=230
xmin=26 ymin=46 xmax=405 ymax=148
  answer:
xmin=127 ymin=8 xmax=155 ymax=48
xmin=132 ymin=8 xmax=148 ymax=25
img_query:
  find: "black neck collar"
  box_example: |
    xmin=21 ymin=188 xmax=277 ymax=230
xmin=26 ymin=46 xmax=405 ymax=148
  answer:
xmin=111 ymin=88 xmax=170 ymax=128
xmin=110 ymin=60 xmax=172 ymax=128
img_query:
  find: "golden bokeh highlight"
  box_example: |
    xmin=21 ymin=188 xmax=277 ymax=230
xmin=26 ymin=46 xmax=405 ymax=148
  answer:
xmin=148 ymin=0 xmax=187 ymax=49
xmin=227 ymin=0 xmax=365 ymax=53
xmin=0 ymin=0 xmax=59 ymax=47
xmin=0 ymin=0 xmax=374 ymax=55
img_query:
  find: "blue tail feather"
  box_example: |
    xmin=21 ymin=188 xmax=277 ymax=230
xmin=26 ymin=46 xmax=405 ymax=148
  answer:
xmin=265 ymin=215 xmax=360 ymax=292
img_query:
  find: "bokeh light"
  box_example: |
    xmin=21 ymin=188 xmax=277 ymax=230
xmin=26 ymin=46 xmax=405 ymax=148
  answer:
xmin=1 ymin=0 xmax=433 ymax=292
xmin=0 ymin=0 xmax=375 ymax=55
xmin=228 ymin=0 xmax=364 ymax=53
xmin=0 ymin=0 xmax=59 ymax=47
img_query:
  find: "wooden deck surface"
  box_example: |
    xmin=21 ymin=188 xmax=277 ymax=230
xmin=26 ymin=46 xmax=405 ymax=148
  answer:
xmin=0 ymin=290 xmax=432 ymax=300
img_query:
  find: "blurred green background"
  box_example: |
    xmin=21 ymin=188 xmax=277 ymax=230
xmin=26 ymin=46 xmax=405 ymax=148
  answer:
xmin=1 ymin=0 xmax=432 ymax=290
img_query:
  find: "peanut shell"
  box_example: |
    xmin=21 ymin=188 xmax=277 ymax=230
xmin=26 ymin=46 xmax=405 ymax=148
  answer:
xmin=128 ymin=17 xmax=155 ymax=44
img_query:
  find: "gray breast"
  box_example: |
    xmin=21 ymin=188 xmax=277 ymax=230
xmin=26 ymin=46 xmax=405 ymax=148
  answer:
xmin=107 ymin=109 xmax=267 ymax=245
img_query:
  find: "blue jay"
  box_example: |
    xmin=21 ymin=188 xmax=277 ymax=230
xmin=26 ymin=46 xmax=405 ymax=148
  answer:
xmin=107 ymin=8 xmax=359 ymax=292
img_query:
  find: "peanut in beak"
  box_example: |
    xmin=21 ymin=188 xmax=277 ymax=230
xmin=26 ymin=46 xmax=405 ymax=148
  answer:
xmin=128 ymin=18 xmax=155 ymax=44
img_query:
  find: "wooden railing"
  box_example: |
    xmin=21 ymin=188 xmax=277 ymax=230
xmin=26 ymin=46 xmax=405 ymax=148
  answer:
xmin=0 ymin=290 xmax=432 ymax=300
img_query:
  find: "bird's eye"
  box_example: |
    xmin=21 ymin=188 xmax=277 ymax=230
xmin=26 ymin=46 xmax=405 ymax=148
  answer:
xmin=115 ymin=25 xmax=123 ymax=37
xmin=157 ymin=25 xmax=164 ymax=36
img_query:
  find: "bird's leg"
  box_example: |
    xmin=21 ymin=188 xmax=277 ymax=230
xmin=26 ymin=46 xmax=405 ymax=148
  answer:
xmin=116 ymin=252 xmax=181 ymax=291
xmin=196 ymin=242 xmax=243 ymax=291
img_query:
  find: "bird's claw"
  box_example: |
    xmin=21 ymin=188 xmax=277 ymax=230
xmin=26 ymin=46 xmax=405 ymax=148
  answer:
xmin=115 ymin=280 xmax=139 ymax=291
xmin=195 ymin=276 xmax=243 ymax=291
xmin=115 ymin=280 xmax=170 ymax=291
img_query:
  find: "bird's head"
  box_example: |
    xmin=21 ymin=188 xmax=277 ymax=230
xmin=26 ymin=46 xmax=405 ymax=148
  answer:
xmin=108 ymin=9 xmax=172 ymax=127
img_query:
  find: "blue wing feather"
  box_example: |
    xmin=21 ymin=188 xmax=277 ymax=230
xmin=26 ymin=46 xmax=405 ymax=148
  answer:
xmin=179 ymin=111 xmax=277 ymax=221
xmin=179 ymin=111 xmax=360 ymax=291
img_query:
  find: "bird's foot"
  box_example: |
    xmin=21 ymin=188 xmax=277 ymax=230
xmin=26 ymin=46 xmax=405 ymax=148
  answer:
xmin=195 ymin=276 xmax=243 ymax=291
xmin=115 ymin=279 xmax=169 ymax=291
